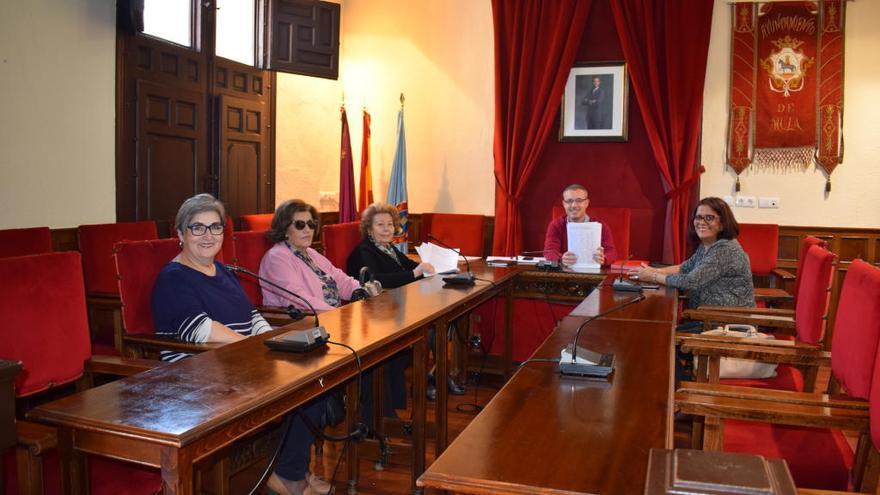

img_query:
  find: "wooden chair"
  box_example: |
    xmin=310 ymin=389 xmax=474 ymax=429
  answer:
xmin=77 ymin=221 xmax=159 ymax=354
xmin=240 ymin=213 xmax=274 ymax=232
xmin=677 ymin=259 xmax=880 ymax=491
xmin=0 ymin=227 xmax=52 ymax=258
xmin=738 ymin=223 xmax=798 ymax=306
xmin=0 ymin=252 xmax=162 ymax=494
xmin=113 ymin=239 xmax=220 ymax=358
xmin=420 ymin=213 xmax=486 ymax=257
xmin=322 ymin=221 xmax=362 ymax=269
xmin=231 ymin=231 xmax=291 ymax=325
xmin=681 ymin=244 xmax=836 ymax=392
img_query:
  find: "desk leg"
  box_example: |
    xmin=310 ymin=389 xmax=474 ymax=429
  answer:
xmin=503 ymin=286 xmax=513 ymax=380
xmin=346 ymin=379 xmax=360 ymax=494
xmin=58 ymin=426 xmax=89 ymax=495
xmin=435 ymin=318 xmax=449 ymax=457
xmin=411 ymin=332 xmax=427 ymax=494
xmin=160 ymin=446 xmax=193 ymax=495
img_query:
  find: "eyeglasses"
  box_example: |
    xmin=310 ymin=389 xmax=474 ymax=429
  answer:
xmin=693 ymin=214 xmax=718 ymax=224
xmin=563 ymin=197 xmax=588 ymax=206
xmin=186 ymin=222 xmax=224 ymax=236
xmin=292 ymin=220 xmax=318 ymax=231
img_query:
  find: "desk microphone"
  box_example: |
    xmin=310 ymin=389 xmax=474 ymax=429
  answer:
xmin=612 ymin=254 xmax=642 ymax=292
xmin=520 ymin=249 xmax=562 ymax=271
xmin=224 ymin=264 xmax=329 ymax=352
xmin=426 ymin=233 xmax=475 ymax=286
xmin=560 ymin=293 xmax=646 ymax=376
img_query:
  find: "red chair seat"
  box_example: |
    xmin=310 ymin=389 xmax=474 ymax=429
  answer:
xmin=723 ymin=419 xmax=853 ymax=491
xmin=322 ymin=222 xmax=361 ymax=269
xmin=78 ymin=221 xmax=159 ymax=295
xmin=420 ymin=213 xmax=485 ymax=257
xmin=4 ymin=450 xmax=161 ymax=495
xmin=720 ymin=364 xmax=804 ymax=392
xmin=240 ymin=213 xmax=273 ymax=232
xmin=232 ymin=231 xmax=274 ymax=306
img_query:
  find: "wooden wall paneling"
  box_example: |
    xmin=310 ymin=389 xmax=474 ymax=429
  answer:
xmin=217 ymin=94 xmax=270 ymax=220
xmin=267 ymin=0 xmax=340 ymax=79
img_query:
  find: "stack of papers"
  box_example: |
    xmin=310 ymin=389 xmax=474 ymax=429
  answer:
xmin=486 ymin=256 xmax=545 ymax=266
xmin=415 ymin=242 xmax=461 ymax=274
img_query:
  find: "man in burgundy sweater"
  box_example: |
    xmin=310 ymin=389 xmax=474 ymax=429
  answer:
xmin=543 ymin=184 xmax=618 ymax=267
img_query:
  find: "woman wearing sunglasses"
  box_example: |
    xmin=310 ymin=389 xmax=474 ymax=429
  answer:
xmin=632 ymin=196 xmax=754 ymax=309
xmin=152 ymin=194 xmax=330 ymax=495
xmin=259 ymin=199 xmax=365 ymax=312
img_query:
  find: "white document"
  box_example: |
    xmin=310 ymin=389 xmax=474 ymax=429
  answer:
xmin=567 ymin=222 xmax=602 ymax=271
xmin=415 ymin=242 xmax=460 ymax=274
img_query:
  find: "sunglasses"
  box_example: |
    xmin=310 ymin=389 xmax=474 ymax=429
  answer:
xmin=186 ymin=222 xmax=224 ymax=236
xmin=292 ymin=220 xmax=318 ymax=231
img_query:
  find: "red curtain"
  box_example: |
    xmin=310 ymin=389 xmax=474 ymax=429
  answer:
xmin=491 ymin=0 xmax=593 ymax=256
xmin=609 ymin=0 xmax=713 ymax=263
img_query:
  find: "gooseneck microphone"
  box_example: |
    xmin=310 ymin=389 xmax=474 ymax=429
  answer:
xmin=426 ymin=233 xmax=475 ymax=286
xmin=225 ymin=264 xmax=329 ymax=352
xmin=560 ymin=293 xmax=646 ymax=376
xmin=612 ymin=254 xmax=642 ymax=292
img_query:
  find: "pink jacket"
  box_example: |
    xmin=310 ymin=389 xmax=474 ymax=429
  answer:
xmin=259 ymin=243 xmax=361 ymax=312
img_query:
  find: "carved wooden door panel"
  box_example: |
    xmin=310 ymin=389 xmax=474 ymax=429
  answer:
xmin=217 ymin=93 xmax=270 ymax=220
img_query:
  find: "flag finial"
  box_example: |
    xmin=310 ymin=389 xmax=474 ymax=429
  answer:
xmin=400 ymin=92 xmax=405 ymax=108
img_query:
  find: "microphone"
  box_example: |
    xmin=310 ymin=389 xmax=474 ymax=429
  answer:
xmin=426 ymin=233 xmax=475 ymax=286
xmin=612 ymin=254 xmax=642 ymax=292
xmin=225 ymin=264 xmax=329 ymax=352
xmin=559 ymin=294 xmax=646 ymax=376
xmin=519 ymin=249 xmax=563 ymax=271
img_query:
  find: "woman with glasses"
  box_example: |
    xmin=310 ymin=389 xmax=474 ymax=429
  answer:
xmin=152 ymin=194 xmax=330 ymax=495
xmin=632 ymin=196 xmax=754 ymax=309
xmin=259 ymin=199 xmax=363 ymax=311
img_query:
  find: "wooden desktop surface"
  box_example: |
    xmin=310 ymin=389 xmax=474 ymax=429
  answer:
xmin=30 ymin=262 xmax=522 ymax=494
xmin=418 ymin=281 xmax=677 ymax=494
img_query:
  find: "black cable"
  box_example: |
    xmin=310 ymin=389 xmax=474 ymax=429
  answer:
xmin=454 ymin=296 xmax=497 ymax=414
xmin=246 ymin=415 xmax=292 ymax=495
xmin=473 ymin=277 xmax=498 ymax=287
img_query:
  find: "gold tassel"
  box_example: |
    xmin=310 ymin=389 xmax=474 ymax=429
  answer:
xmin=735 ymin=176 xmax=741 ymax=192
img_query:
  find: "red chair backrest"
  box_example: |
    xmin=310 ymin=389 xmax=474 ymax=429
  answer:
xmin=114 ymin=239 xmax=181 ymax=336
xmin=168 ymin=216 xmax=233 ymax=263
xmin=832 ymin=260 xmax=880 ymax=400
xmin=240 ymin=213 xmax=274 ymax=232
xmin=794 ymin=236 xmax=827 ymax=300
xmin=322 ymin=222 xmax=362 ymax=269
xmin=0 ymin=227 xmax=53 ymax=258
xmin=550 ymin=205 xmax=631 ymax=258
xmin=78 ymin=221 xmax=159 ymax=295
xmin=232 ymin=231 xmax=274 ymax=306
xmin=420 ymin=213 xmax=485 ymax=257
xmin=794 ymin=245 xmax=836 ymax=345
xmin=0 ymin=252 xmax=91 ymax=397
xmin=737 ymin=223 xmax=779 ymax=276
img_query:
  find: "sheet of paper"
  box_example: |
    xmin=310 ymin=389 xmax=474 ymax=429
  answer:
xmin=415 ymin=242 xmax=460 ymax=274
xmin=567 ymin=222 xmax=602 ymax=270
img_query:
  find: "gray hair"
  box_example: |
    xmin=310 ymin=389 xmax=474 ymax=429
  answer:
xmin=175 ymin=193 xmax=226 ymax=234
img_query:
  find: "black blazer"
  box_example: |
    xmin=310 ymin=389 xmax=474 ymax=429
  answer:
xmin=346 ymin=238 xmax=420 ymax=289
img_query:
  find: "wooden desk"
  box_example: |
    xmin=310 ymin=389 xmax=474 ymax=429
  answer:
xmin=418 ymin=282 xmax=678 ymax=494
xmin=569 ymin=277 xmax=679 ymax=323
xmin=29 ymin=262 xmax=522 ymax=495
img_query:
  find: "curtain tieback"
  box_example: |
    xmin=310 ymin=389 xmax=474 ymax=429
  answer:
xmin=664 ymin=165 xmax=706 ymax=199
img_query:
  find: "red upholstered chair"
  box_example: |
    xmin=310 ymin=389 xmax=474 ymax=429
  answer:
xmin=322 ymin=221 xmax=362 ymax=269
xmin=792 ymin=235 xmax=827 ymax=304
xmin=682 ymin=244 xmax=837 ymax=392
xmin=0 ymin=227 xmax=52 ymax=258
xmin=240 ymin=213 xmax=274 ymax=232
xmin=113 ymin=239 xmax=218 ymax=358
xmin=737 ymin=223 xmax=797 ymax=306
xmin=0 ymin=252 xmax=161 ymax=495
xmin=420 ymin=213 xmax=485 ymax=257
xmin=231 ymin=230 xmax=274 ymax=307
xmin=678 ymin=259 xmax=880 ymax=491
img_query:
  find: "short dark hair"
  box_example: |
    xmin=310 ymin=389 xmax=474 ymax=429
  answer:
xmin=562 ymin=184 xmax=588 ymax=197
xmin=687 ymin=197 xmax=740 ymax=244
xmin=359 ymin=202 xmax=401 ymax=239
xmin=266 ymin=199 xmax=319 ymax=243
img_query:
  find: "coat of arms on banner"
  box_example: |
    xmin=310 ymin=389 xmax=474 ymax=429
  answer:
xmin=726 ymin=1 xmax=845 ymax=192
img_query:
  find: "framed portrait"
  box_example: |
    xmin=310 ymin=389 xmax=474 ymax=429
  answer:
xmin=559 ymin=61 xmax=628 ymax=142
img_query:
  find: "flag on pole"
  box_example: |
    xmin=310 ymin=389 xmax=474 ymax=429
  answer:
xmin=387 ymin=105 xmax=408 ymax=253
xmin=338 ymin=106 xmax=356 ymax=223
xmin=358 ymin=109 xmax=374 ymax=213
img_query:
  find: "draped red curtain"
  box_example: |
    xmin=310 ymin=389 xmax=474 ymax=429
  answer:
xmin=491 ymin=0 xmax=592 ymax=256
xmin=609 ymin=0 xmax=713 ymax=263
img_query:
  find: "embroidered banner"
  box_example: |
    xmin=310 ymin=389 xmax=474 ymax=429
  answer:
xmin=727 ymin=1 xmax=845 ymax=188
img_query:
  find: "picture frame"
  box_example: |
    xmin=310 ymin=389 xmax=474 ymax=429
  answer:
xmin=559 ymin=61 xmax=629 ymax=142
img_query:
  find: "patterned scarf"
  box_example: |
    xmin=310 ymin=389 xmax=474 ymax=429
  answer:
xmin=288 ymin=243 xmax=341 ymax=307
xmin=372 ymin=238 xmax=403 ymax=268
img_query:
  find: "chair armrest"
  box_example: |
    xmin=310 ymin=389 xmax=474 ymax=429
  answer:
xmin=675 ymin=388 xmax=868 ymax=431
xmin=682 ymin=308 xmax=795 ymax=330
xmin=16 ymin=420 xmax=57 ymax=455
xmin=123 ymin=334 xmax=222 ymax=353
xmin=772 ymin=268 xmax=796 ymax=281
xmin=678 ymin=382 xmax=866 ymax=411
xmin=754 ymin=288 xmax=794 ymax=303
xmin=680 ymin=338 xmax=829 ymax=367
xmin=689 ymin=305 xmax=795 ymax=316
xmin=85 ymin=355 xmax=165 ymax=377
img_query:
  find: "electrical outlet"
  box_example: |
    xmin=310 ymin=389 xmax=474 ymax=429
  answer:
xmin=735 ymin=196 xmax=756 ymax=208
xmin=759 ymin=197 xmax=780 ymax=208
xmin=723 ymin=195 xmax=735 ymax=206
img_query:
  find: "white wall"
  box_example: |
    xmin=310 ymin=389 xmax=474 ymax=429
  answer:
xmin=0 ymin=0 xmax=117 ymax=229
xmin=700 ymin=0 xmax=880 ymax=228
xmin=275 ymin=0 xmax=496 ymax=214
